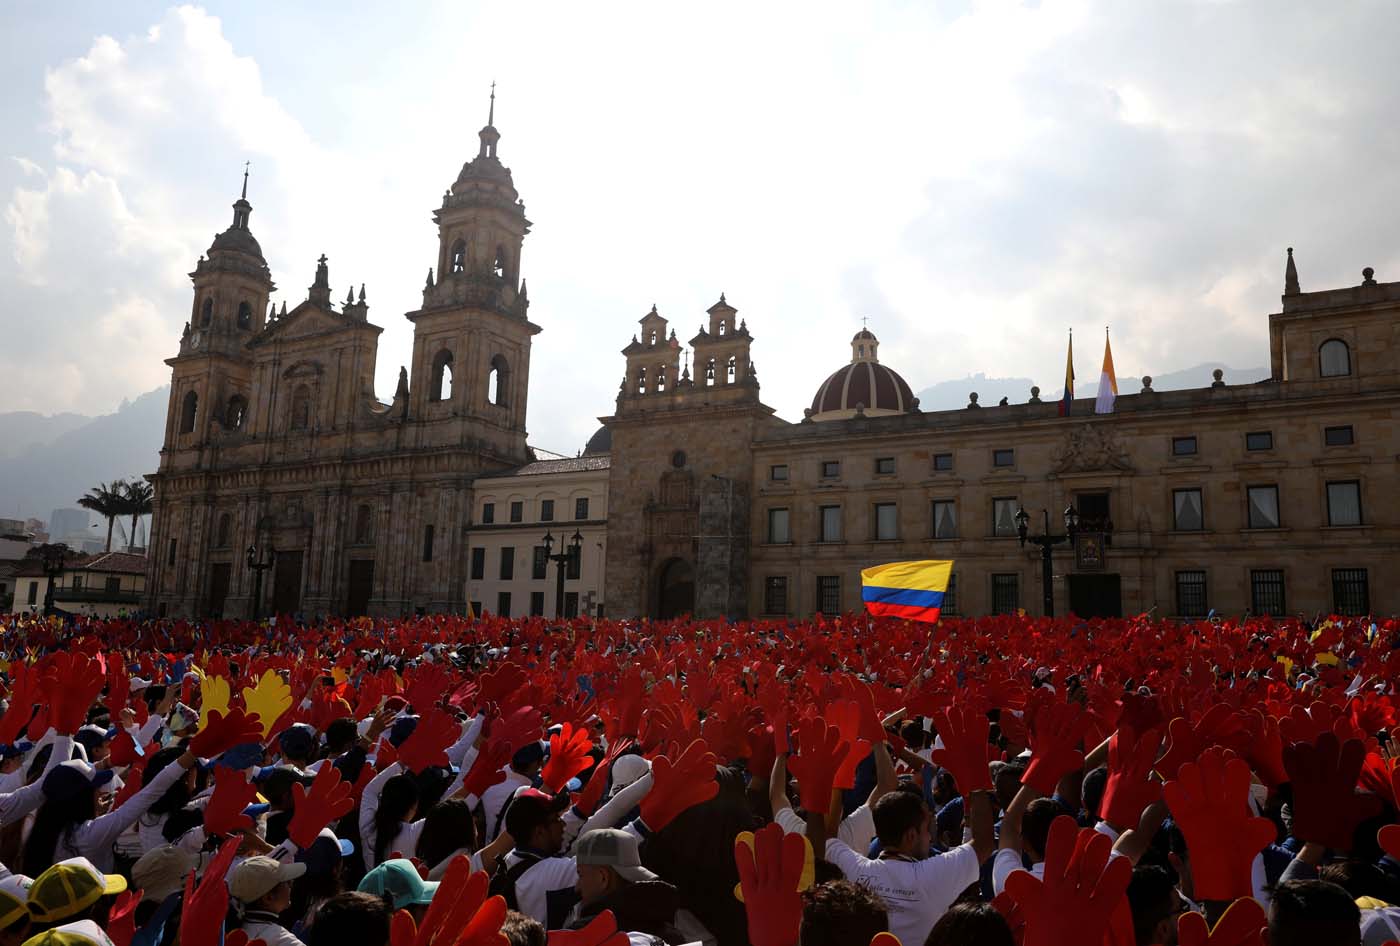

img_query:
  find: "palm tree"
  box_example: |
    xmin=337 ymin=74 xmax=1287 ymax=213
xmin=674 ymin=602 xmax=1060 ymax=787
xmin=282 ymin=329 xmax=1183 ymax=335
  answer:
xmin=77 ymin=480 xmax=127 ymax=553
xmin=121 ymin=479 xmax=154 ymax=553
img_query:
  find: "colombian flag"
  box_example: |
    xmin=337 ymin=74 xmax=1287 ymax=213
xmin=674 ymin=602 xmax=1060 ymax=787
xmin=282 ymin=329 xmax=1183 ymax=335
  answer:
xmin=861 ymin=560 xmax=953 ymax=624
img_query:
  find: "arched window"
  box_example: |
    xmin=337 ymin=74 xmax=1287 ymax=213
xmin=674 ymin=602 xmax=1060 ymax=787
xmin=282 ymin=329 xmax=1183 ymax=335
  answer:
xmin=430 ymin=349 xmax=454 ymax=401
xmin=216 ymin=513 xmax=232 ymax=548
xmin=354 ymin=504 xmax=372 ymax=544
xmin=179 ymin=390 xmax=198 ymax=433
xmin=726 ymin=355 xmax=737 ymax=383
xmin=290 ymin=384 xmax=311 ymax=431
xmin=1319 ymin=339 xmax=1351 ymax=377
xmin=226 ymin=394 xmax=247 ymax=430
xmin=704 ymin=359 xmax=716 ymax=387
xmin=649 ymin=330 xmax=657 ymax=345
xmin=656 ymin=366 xmax=667 ymax=392
xmin=451 ymin=240 xmax=466 ymax=274
xmin=236 ymin=301 xmax=252 ymax=329
xmin=636 ymin=367 xmax=647 ymax=395
xmin=493 ymin=246 xmax=507 ymax=280
xmin=488 ymin=355 xmax=510 ymax=406
xmin=201 ymin=298 xmax=214 ymax=326
xmin=718 ymin=320 xmax=727 ymax=336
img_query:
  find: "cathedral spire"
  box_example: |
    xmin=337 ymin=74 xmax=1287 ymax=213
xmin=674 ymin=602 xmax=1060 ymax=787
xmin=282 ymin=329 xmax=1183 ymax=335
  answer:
xmin=1284 ymin=247 xmax=1300 ymax=295
xmin=488 ymin=80 xmax=496 ymax=127
xmin=241 ymin=161 xmax=249 ymax=200
xmin=230 ymin=162 xmax=253 ymax=231
xmin=478 ymin=83 xmax=501 ymax=159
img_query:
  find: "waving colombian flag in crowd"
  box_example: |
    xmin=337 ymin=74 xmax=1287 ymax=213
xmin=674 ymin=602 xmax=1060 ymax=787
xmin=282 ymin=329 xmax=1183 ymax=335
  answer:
xmin=860 ymin=560 xmax=954 ymax=624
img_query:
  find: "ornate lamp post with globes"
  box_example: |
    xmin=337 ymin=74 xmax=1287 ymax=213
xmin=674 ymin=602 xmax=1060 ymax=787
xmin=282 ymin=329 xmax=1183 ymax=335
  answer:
xmin=541 ymin=529 xmax=583 ymax=619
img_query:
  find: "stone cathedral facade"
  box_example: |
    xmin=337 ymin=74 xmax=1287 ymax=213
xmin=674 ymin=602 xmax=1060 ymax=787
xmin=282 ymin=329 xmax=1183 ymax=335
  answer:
xmin=147 ymin=108 xmax=538 ymax=618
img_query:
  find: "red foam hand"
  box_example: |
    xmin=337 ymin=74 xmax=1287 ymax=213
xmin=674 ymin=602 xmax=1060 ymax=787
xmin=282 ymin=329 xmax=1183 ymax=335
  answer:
xmin=1359 ymin=751 xmax=1396 ymax=805
xmin=354 ymin=674 xmax=386 ymax=718
xmin=375 ymin=740 xmax=399 ymax=772
xmin=46 ymin=652 xmax=106 ymax=735
xmin=188 ymin=707 xmax=264 ymax=758
xmin=1099 ymin=725 xmax=1163 ymax=829
xmin=1283 ymin=732 xmax=1383 ymax=851
xmin=930 ymin=704 xmax=996 ymax=794
xmin=842 ymin=677 xmax=888 ymax=745
xmin=1237 ymin=709 xmax=1288 ymax=788
xmin=107 ymin=730 xmax=142 ymax=768
xmin=1279 ymin=701 xmax=1348 ymax=747
xmin=640 ymin=738 xmax=719 ymax=831
xmin=609 ymin=667 xmax=646 ymax=741
xmin=1162 ymin=749 xmax=1275 ymax=901
xmin=1021 ymin=696 xmax=1090 ymax=795
xmin=493 ymin=705 xmax=544 ymax=756
xmin=1155 ymin=703 xmax=1247 ymax=780
xmin=203 ymin=766 xmax=258 ymax=837
xmin=105 ymin=658 xmax=130 ymax=721
xmin=288 ymin=762 xmax=355 ymax=848
xmin=390 ymin=854 xmax=507 ymax=946
xmin=398 ymin=708 xmax=459 ymax=773
xmin=179 ymin=836 xmax=242 ymax=946
xmin=404 ymin=662 xmax=453 ymax=714
xmin=0 ymin=662 xmax=47 ymax=745
xmin=990 ymin=891 xmax=1026 ymax=945
xmin=541 ymin=723 xmax=594 ymax=794
xmin=826 ymin=700 xmax=871 ymax=790
xmin=746 ymin=722 xmax=778 ymax=783
xmin=547 ymin=909 xmax=630 ymax=946
xmin=868 ymin=935 xmax=901 ymax=946
xmin=1003 ymin=815 xmax=1132 ymax=946
xmin=461 ymin=739 xmax=513 ymax=801
xmin=1177 ymin=896 xmax=1266 ymax=946
xmin=478 ymin=662 xmax=528 ymax=707
xmin=734 ymin=823 xmax=805 ymax=946
xmin=787 ymin=717 xmax=851 ymax=813
xmin=446 ymin=678 xmax=479 ymax=711
xmin=573 ymin=738 xmax=634 ymax=817
xmin=106 ymin=889 xmax=142 ymax=946
xmin=1379 ymin=822 xmax=1400 ymax=862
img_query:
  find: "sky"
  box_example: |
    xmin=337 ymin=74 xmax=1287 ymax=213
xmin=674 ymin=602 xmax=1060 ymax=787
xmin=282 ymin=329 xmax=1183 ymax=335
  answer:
xmin=3 ymin=1 xmax=1399 ymax=455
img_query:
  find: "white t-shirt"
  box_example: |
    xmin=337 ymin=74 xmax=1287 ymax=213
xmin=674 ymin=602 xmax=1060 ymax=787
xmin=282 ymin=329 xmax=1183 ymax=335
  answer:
xmin=991 ymin=848 xmax=1043 ymax=895
xmin=773 ymin=805 xmax=876 ymax=854
xmin=823 ymin=838 xmax=980 ymax=946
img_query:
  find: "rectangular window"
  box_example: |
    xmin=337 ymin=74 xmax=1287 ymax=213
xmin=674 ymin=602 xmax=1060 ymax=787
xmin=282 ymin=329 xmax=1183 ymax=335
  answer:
xmin=932 ymin=453 xmax=954 ymax=472
xmin=167 ymin=538 xmax=177 ymax=566
xmin=566 ymin=545 xmax=581 ymax=580
xmin=1173 ymin=489 xmax=1204 ymax=531
xmin=469 ymin=547 xmax=485 ymax=580
xmin=1324 ymin=425 xmax=1354 ymax=447
xmin=481 ymin=502 xmax=495 ymax=524
xmin=105 ymin=576 xmax=120 ymax=595
xmin=1250 ymin=569 xmax=1286 ymax=616
xmin=874 ymin=503 xmax=898 ymax=540
xmin=764 ymin=576 xmax=788 ymax=615
xmin=564 ymin=591 xmax=579 ymax=618
xmin=770 ymin=464 xmax=789 ymax=482
xmin=1246 ymin=486 xmax=1281 ymax=529
xmin=529 ymin=591 xmax=545 ymax=616
xmin=816 ymin=575 xmax=841 ymax=614
xmin=540 ymin=499 xmax=555 ymax=522
xmin=991 ymin=573 xmax=1019 ymax=615
xmin=27 ymin=581 xmax=36 ymax=605
xmin=932 ymin=500 xmax=957 ymax=539
xmin=72 ymin=574 xmax=83 ymax=592
xmin=1326 ymin=480 xmax=1362 ymax=526
xmin=422 ymin=525 xmax=435 ymax=562
xmin=532 ymin=545 xmax=548 ymax=580
xmin=767 ymin=508 xmax=791 ymax=544
xmin=875 ymin=457 xmax=896 ymax=475
xmin=942 ymin=574 xmax=958 ymax=616
xmin=1332 ymin=568 xmax=1369 ymax=616
xmin=574 ymin=498 xmax=590 ymax=520
xmin=819 ymin=505 xmax=842 ymax=542
xmin=1077 ymin=491 xmax=1111 ymax=527
xmin=993 ymin=448 xmax=1015 ymax=468
xmin=509 ymin=501 xmax=523 ymax=523
xmin=1175 ymin=570 xmax=1207 ymax=618
xmin=496 ymin=591 xmax=512 ymax=617
xmin=499 ymin=547 xmax=514 ymax=580
xmin=1172 ymin=436 xmax=1198 ymax=456
xmin=821 ymin=460 xmax=841 ymax=479
xmin=993 ymin=498 xmax=1019 ymax=537
xmin=1245 ymin=431 xmax=1273 ymax=451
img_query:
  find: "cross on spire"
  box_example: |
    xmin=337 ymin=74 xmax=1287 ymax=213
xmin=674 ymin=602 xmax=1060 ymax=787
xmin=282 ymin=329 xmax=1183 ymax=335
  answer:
xmin=488 ymin=80 xmax=496 ymax=126
xmin=241 ymin=161 xmax=249 ymax=200
xmin=861 ymin=314 xmax=869 ymax=330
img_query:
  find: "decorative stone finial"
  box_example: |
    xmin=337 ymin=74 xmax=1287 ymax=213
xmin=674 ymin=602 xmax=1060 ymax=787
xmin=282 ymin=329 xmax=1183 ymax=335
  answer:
xmin=1211 ymin=368 xmax=1225 ymax=388
xmin=1363 ymin=266 xmax=1377 ymax=285
xmin=280 ymin=301 xmax=287 ymax=317
xmin=1141 ymin=375 xmax=1153 ymax=393
xmin=967 ymin=392 xmax=980 ymax=408
xmin=359 ymin=284 xmax=366 ymax=303
xmin=346 ymin=286 xmax=355 ymax=305
xmin=998 ymin=396 xmax=1009 ymax=406
xmin=1285 ymin=247 xmax=1300 ymax=295
xmin=1029 ymin=385 xmax=1041 ymax=403
xmin=425 ymin=268 xmax=435 ymax=289
xmin=395 ymin=366 xmax=409 ymax=398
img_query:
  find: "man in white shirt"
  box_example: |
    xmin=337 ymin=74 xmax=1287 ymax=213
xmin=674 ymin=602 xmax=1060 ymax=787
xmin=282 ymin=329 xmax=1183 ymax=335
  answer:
xmin=823 ymin=787 xmax=995 ymax=946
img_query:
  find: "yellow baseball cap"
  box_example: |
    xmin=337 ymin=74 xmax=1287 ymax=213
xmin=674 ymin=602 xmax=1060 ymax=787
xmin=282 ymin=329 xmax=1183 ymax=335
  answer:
xmin=21 ymin=919 xmax=115 ymax=946
xmin=26 ymin=859 xmax=126 ymax=925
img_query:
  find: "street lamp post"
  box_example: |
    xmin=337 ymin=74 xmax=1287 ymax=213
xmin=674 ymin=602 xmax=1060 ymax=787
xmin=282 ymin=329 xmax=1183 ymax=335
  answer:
xmin=542 ymin=529 xmax=583 ymax=618
xmin=41 ymin=546 xmax=66 ymax=615
xmin=1015 ymin=505 xmax=1079 ymax=618
xmin=246 ymin=545 xmax=276 ymax=620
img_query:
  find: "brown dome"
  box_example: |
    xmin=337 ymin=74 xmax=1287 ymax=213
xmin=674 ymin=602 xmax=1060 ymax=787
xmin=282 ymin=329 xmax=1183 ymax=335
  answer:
xmin=811 ymin=361 xmax=916 ymax=417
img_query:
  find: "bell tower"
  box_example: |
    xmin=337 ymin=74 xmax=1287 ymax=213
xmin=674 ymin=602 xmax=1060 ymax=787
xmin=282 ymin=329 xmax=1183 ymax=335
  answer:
xmin=163 ymin=168 xmax=275 ymax=452
xmin=407 ymin=85 xmax=538 ymax=464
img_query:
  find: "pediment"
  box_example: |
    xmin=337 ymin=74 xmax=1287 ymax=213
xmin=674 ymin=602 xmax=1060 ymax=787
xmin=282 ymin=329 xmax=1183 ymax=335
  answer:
xmin=249 ymin=301 xmax=379 ymax=348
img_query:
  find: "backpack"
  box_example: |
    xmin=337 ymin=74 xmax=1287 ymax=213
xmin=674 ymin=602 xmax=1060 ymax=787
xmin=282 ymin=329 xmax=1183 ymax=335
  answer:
xmin=488 ymin=851 xmax=543 ymax=912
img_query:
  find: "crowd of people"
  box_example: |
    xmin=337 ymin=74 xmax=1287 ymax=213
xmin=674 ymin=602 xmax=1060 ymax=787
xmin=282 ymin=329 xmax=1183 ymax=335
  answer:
xmin=0 ymin=608 xmax=1395 ymax=946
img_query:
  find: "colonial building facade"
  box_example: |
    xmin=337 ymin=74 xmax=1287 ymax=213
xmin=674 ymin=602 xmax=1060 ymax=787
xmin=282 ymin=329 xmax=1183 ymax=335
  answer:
xmin=148 ymin=105 xmax=544 ymax=618
xmin=601 ymin=255 xmax=1400 ymax=620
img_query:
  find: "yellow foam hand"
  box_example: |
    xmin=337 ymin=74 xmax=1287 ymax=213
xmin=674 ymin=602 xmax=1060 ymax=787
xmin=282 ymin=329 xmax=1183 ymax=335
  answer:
xmin=241 ymin=671 xmax=293 ymax=738
xmin=198 ymin=675 xmax=231 ymax=732
xmin=731 ymin=829 xmax=815 ymax=902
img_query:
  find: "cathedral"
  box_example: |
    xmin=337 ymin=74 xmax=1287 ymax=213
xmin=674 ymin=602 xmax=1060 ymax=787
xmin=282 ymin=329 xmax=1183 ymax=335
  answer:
xmin=149 ymin=103 xmax=1400 ymax=621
